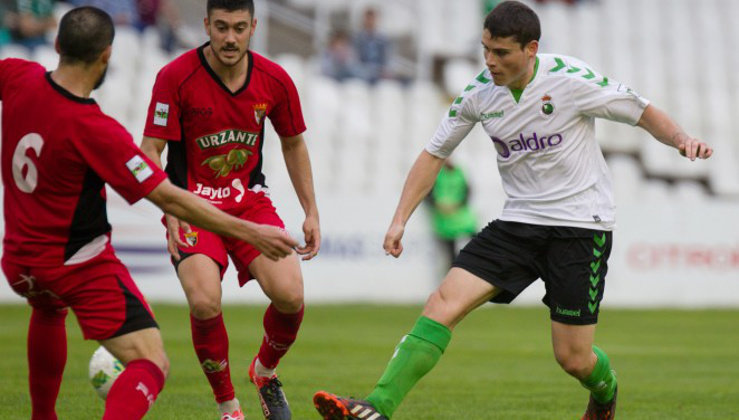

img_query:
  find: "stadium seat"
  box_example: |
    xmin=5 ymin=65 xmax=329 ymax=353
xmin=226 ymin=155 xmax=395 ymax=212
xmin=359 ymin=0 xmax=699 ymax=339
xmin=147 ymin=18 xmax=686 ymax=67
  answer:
xmin=369 ymin=79 xmax=406 ymax=191
xmin=304 ymin=76 xmax=341 ymax=147
xmin=569 ymin=3 xmax=605 ymax=71
xmin=31 ymin=45 xmax=57 ymax=70
xmin=607 ymin=154 xmax=644 ymax=205
xmin=536 ymin=2 xmax=574 ymax=55
xmin=443 ymin=58 xmax=477 ymax=97
xmin=0 ymin=44 xmax=30 ymax=61
xmin=274 ymin=53 xmax=307 ymax=96
xmin=641 ymin=179 xmax=671 ymax=204
xmin=673 ymin=180 xmax=709 ymax=202
xmin=416 ymin=0 xmax=445 ymax=55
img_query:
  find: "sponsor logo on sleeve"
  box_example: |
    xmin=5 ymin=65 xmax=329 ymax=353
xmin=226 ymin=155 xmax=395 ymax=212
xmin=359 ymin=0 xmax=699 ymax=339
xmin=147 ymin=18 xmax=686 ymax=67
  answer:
xmin=153 ymin=102 xmax=170 ymax=126
xmin=126 ymin=155 xmax=154 ymax=183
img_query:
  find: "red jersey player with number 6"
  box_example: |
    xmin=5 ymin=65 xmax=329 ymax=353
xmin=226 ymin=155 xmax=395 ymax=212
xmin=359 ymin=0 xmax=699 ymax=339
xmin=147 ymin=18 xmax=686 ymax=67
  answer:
xmin=140 ymin=1 xmax=320 ymax=419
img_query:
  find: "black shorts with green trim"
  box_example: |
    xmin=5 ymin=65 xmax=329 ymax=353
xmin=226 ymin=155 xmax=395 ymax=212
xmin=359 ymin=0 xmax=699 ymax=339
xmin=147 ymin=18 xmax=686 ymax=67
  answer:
xmin=452 ymin=220 xmax=613 ymax=325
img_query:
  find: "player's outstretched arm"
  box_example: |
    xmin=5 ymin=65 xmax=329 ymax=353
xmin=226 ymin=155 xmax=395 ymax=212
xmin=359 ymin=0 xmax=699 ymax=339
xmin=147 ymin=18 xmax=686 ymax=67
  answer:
xmin=280 ymin=134 xmax=321 ymax=261
xmin=147 ymin=180 xmax=298 ymax=261
xmin=637 ymin=104 xmax=713 ymax=161
xmin=384 ymin=150 xmax=445 ymax=258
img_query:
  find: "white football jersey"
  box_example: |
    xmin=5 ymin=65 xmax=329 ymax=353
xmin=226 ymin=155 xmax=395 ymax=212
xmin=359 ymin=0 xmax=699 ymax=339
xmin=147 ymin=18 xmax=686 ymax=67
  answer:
xmin=426 ymin=54 xmax=649 ymax=230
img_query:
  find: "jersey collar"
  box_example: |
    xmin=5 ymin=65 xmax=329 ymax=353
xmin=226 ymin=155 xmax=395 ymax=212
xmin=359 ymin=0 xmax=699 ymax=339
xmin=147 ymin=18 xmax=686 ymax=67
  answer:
xmin=45 ymin=72 xmax=97 ymax=105
xmin=509 ymin=56 xmax=539 ymax=104
xmin=198 ymin=42 xmax=254 ymax=97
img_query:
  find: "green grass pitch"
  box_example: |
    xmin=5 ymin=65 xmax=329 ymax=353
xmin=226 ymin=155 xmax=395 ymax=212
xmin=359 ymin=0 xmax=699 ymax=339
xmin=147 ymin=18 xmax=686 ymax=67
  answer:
xmin=0 ymin=303 xmax=737 ymax=419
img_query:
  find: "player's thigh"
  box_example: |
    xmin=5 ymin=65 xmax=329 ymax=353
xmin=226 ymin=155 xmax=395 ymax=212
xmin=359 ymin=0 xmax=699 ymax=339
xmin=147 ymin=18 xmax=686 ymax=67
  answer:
xmin=227 ymin=192 xmax=288 ymax=288
xmin=177 ymin=254 xmax=225 ymax=307
xmin=249 ymin=253 xmax=304 ymax=313
xmin=422 ymin=267 xmax=500 ymax=329
xmin=100 ymin=327 xmax=168 ymax=374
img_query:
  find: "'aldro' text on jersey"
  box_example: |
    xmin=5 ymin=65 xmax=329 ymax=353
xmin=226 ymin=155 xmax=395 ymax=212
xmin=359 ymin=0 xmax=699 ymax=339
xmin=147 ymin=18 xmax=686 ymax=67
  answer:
xmin=144 ymin=43 xmax=306 ymax=214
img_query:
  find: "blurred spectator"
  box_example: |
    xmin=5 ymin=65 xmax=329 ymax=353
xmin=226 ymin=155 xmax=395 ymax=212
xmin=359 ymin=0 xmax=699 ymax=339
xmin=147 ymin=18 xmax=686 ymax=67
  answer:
xmin=68 ymin=0 xmax=138 ymax=26
xmin=10 ymin=0 xmax=55 ymax=49
xmin=353 ymin=7 xmax=389 ymax=84
xmin=533 ymin=0 xmax=582 ymax=4
xmin=427 ymin=160 xmax=478 ymax=269
xmin=0 ymin=0 xmax=14 ymax=46
xmin=321 ymin=29 xmax=359 ymax=82
xmin=136 ymin=0 xmax=182 ymax=51
xmin=483 ymin=0 xmax=501 ymax=14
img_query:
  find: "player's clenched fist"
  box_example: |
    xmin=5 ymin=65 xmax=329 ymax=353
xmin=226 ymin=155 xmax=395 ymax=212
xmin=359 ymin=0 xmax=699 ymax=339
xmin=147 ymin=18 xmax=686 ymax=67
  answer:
xmin=383 ymin=223 xmax=405 ymax=258
xmin=678 ymin=138 xmax=713 ymax=161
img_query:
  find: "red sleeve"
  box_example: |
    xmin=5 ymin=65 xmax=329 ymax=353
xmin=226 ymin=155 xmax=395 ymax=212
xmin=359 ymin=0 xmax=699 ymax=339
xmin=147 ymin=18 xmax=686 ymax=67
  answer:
xmin=267 ymin=68 xmax=307 ymax=138
xmin=143 ymin=66 xmax=183 ymax=141
xmin=77 ymin=115 xmax=167 ymax=204
xmin=0 ymin=59 xmax=37 ymax=100
xmin=0 ymin=59 xmax=7 ymax=98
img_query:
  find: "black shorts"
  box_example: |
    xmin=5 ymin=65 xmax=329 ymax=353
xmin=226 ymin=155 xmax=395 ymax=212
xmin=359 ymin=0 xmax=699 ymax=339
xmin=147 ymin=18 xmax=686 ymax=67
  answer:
xmin=453 ymin=220 xmax=613 ymax=325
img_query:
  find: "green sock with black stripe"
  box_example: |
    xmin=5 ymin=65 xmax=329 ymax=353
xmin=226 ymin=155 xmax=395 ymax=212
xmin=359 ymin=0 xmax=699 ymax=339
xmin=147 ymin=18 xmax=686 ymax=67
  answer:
xmin=580 ymin=345 xmax=617 ymax=404
xmin=366 ymin=316 xmax=452 ymax=418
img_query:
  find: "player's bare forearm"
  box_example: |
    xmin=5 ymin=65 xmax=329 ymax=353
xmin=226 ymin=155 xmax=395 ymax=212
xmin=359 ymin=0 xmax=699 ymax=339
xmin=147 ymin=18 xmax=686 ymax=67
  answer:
xmin=392 ymin=150 xmax=445 ymax=226
xmin=140 ymin=136 xmax=167 ymax=169
xmin=383 ymin=150 xmax=444 ymax=257
xmin=280 ymin=134 xmax=319 ymax=218
xmin=281 ymin=134 xmax=321 ymax=259
xmin=637 ymin=104 xmax=713 ymax=160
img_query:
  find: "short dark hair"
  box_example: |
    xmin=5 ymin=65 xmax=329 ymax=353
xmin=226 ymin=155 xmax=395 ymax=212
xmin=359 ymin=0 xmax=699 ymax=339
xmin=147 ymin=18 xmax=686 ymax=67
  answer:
xmin=58 ymin=7 xmax=115 ymax=65
xmin=483 ymin=1 xmax=541 ymax=48
xmin=207 ymin=0 xmax=254 ymax=17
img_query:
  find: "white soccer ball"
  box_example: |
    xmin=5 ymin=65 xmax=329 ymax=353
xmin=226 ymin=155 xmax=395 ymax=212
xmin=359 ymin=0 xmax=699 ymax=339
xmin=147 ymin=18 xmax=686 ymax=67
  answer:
xmin=88 ymin=346 xmax=125 ymax=400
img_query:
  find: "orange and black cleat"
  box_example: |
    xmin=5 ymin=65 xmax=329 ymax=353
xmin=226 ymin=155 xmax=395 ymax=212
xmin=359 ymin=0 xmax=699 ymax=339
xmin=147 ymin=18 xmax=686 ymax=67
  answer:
xmin=581 ymin=386 xmax=617 ymax=420
xmin=313 ymin=391 xmax=389 ymax=420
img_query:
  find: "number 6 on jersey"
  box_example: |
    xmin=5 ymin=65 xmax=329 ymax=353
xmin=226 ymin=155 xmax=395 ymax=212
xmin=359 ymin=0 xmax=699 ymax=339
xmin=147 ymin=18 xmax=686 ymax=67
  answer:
xmin=12 ymin=133 xmax=44 ymax=193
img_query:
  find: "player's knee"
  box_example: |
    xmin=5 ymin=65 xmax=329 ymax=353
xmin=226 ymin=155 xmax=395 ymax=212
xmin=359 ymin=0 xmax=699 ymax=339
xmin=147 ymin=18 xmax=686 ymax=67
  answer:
xmin=554 ymin=349 xmax=591 ymax=378
xmin=155 ymin=353 xmax=170 ymax=378
xmin=271 ymin=288 xmax=304 ymax=314
xmin=189 ymin=297 xmax=221 ymax=319
xmin=422 ymin=290 xmax=457 ymax=328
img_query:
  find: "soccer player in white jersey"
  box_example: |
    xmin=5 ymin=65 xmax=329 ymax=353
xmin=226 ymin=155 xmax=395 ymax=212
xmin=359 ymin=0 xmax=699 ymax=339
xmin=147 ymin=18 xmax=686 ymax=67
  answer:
xmin=313 ymin=2 xmax=712 ymax=419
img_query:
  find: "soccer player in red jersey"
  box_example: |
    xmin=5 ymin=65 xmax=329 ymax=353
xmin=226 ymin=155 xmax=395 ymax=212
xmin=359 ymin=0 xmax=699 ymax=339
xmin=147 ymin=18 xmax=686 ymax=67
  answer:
xmin=0 ymin=7 xmax=298 ymax=420
xmin=140 ymin=1 xmax=320 ymax=419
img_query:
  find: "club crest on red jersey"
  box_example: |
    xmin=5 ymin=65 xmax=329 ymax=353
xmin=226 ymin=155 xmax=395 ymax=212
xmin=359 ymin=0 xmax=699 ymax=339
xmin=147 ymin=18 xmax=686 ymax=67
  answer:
xmin=184 ymin=231 xmax=198 ymax=246
xmin=253 ymin=103 xmax=267 ymax=125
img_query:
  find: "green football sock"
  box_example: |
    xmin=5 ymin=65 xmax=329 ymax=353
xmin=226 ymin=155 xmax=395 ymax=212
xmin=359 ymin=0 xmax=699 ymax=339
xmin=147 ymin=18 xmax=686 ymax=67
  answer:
xmin=366 ymin=316 xmax=452 ymax=418
xmin=580 ymin=345 xmax=617 ymax=404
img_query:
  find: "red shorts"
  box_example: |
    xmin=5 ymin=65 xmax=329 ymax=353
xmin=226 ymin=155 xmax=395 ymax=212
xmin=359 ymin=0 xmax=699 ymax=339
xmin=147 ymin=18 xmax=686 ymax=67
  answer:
xmin=2 ymin=248 xmax=158 ymax=340
xmin=167 ymin=191 xmax=285 ymax=286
